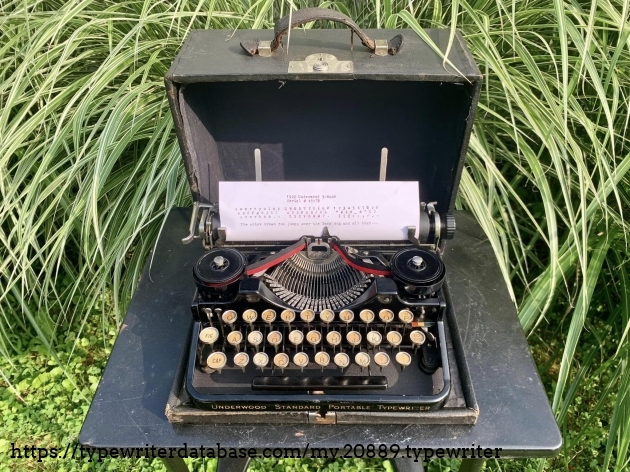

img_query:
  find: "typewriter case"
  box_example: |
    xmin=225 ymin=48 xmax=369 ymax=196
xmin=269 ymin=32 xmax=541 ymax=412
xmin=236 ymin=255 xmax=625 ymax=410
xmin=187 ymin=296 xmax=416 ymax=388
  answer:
xmin=164 ymin=16 xmax=482 ymax=425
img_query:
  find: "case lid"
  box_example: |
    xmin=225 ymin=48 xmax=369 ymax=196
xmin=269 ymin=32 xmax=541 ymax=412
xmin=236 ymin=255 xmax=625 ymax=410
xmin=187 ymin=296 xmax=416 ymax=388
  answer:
xmin=165 ymin=23 xmax=482 ymax=215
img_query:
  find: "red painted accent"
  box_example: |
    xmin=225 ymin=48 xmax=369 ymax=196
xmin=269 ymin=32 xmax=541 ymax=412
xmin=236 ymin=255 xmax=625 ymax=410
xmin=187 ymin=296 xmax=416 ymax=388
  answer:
xmin=245 ymin=241 xmax=307 ymax=275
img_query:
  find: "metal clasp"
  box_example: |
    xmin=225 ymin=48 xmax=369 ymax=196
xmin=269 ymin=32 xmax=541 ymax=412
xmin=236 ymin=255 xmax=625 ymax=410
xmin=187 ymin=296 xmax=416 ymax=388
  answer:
xmin=374 ymin=39 xmax=388 ymax=56
xmin=289 ymin=53 xmax=353 ymax=74
xmin=308 ymin=411 xmax=336 ymax=425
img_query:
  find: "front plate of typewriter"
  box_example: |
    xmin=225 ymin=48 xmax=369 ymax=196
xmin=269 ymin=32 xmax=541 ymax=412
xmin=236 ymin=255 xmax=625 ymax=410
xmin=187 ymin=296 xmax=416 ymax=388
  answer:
xmin=185 ymin=239 xmax=452 ymax=415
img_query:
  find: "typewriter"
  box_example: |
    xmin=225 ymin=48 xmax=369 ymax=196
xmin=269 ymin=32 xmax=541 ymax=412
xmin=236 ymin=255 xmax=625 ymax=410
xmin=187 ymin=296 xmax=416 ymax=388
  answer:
xmin=164 ymin=7 xmax=482 ymax=424
xmin=181 ymin=163 xmax=457 ymax=419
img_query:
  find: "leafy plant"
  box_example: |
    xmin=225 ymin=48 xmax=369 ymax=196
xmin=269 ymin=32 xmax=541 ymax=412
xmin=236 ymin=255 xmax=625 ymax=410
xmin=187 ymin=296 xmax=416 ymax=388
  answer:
xmin=1 ymin=1 xmax=629 ymax=471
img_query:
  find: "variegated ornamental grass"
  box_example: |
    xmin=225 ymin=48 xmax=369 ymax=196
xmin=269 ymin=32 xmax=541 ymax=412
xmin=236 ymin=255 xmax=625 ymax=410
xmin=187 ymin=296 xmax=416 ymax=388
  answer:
xmin=1 ymin=0 xmax=629 ymax=470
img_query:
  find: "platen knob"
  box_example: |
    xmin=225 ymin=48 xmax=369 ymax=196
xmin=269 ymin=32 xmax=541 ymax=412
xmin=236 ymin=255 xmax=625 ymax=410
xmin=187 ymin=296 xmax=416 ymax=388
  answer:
xmin=442 ymin=213 xmax=456 ymax=240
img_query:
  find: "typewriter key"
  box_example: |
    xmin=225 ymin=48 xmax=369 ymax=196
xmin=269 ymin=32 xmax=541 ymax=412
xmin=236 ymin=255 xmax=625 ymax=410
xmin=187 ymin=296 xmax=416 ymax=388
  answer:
xmin=207 ymin=352 xmax=227 ymax=373
xmin=346 ymin=330 xmax=362 ymax=348
xmin=395 ymin=351 xmax=413 ymax=371
xmin=273 ymin=353 xmax=290 ymax=372
xmin=242 ymin=309 xmax=258 ymax=324
xmin=359 ymin=309 xmax=375 ymax=325
xmin=293 ymin=352 xmax=309 ymax=371
xmin=226 ymin=331 xmax=243 ymax=350
xmin=326 ymin=331 xmax=342 ymax=348
xmin=199 ymin=327 xmax=219 ymax=345
xmin=315 ymin=351 xmax=330 ymax=370
xmin=386 ymin=331 xmax=403 ymax=348
xmin=334 ymin=352 xmax=350 ymax=370
xmin=339 ymin=309 xmax=354 ymax=324
xmin=222 ymin=310 xmax=237 ymax=325
xmin=300 ymin=309 xmax=315 ymax=325
xmin=319 ymin=309 xmax=335 ymax=324
xmin=267 ymin=331 xmax=282 ymax=351
xmin=355 ymin=352 xmax=371 ymax=371
xmin=261 ymin=309 xmax=276 ymax=324
xmin=233 ymin=352 xmax=250 ymax=372
xmin=306 ymin=330 xmax=322 ymax=347
xmin=248 ymin=330 xmax=264 ymax=351
xmin=366 ymin=331 xmax=383 ymax=348
xmin=253 ymin=352 xmax=269 ymax=371
xmin=281 ymin=309 xmax=296 ymax=325
xmin=379 ymin=309 xmax=395 ymax=324
xmin=409 ymin=330 xmax=426 ymax=349
xmin=288 ymin=330 xmax=304 ymax=347
xmin=398 ymin=309 xmax=414 ymax=324
xmin=374 ymin=352 xmax=391 ymax=371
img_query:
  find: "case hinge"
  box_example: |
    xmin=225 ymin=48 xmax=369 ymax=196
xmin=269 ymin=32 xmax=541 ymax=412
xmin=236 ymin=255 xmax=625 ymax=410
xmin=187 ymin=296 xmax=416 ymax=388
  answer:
xmin=308 ymin=411 xmax=337 ymax=425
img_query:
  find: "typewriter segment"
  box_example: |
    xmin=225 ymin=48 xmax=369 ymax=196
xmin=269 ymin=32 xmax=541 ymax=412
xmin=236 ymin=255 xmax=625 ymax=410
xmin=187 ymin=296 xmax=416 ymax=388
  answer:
xmin=185 ymin=208 xmax=454 ymax=414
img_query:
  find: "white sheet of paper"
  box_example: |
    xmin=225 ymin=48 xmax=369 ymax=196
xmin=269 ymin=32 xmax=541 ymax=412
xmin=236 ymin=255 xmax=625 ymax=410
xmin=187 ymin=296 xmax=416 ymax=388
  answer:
xmin=219 ymin=181 xmax=419 ymax=241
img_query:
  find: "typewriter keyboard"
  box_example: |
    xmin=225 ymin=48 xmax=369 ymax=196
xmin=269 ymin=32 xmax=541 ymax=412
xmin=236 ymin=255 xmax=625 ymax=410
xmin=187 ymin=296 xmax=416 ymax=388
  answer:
xmin=193 ymin=306 xmax=438 ymax=388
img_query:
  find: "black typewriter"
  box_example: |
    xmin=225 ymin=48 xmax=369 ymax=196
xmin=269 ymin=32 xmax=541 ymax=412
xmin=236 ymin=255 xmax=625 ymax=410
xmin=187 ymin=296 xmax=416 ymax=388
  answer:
xmin=164 ymin=7 xmax=482 ymax=424
xmin=182 ymin=194 xmax=456 ymax=416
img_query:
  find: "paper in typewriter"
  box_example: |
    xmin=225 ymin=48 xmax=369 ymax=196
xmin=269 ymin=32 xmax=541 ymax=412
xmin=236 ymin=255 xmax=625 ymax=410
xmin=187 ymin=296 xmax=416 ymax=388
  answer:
xmin=219 ymin=181 xmax=420 ymax=241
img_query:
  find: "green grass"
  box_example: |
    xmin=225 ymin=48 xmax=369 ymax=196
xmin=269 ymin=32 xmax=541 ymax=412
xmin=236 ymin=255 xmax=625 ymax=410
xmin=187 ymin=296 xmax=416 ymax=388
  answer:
xmin=1 ymin=0 xmax=629 ymax=471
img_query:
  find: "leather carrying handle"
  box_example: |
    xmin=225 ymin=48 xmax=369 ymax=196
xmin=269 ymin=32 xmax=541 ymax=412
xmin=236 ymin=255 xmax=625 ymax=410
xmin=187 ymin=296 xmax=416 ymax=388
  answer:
xmin=241 ymin=7 xmax=403 ymax=56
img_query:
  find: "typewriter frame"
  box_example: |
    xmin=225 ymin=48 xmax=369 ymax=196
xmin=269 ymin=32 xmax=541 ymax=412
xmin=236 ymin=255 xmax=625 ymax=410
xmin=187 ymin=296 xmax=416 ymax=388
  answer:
xmin=185 ymin=235 xmax=452 ymax=414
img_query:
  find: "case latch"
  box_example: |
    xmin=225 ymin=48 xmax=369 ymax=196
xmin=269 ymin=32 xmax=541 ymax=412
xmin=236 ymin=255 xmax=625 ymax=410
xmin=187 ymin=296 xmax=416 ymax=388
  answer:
xmin=289 ymin=53 xmax=353 ymax=74
xmin=308 ymin=411 xmax=337 ymax=425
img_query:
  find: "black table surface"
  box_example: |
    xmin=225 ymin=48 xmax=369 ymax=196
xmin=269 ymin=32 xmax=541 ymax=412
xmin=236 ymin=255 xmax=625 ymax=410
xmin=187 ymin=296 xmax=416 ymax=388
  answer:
xmin=79 ymin=208 xmax=561 ymax=458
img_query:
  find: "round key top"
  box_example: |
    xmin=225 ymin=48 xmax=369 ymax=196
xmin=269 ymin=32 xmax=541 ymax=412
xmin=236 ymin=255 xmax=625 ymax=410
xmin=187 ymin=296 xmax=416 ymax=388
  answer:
xmin=199 ymin=327 xmax=219 ymax=345
xmin=207 ymin=352 xmax=227 ymax=372
xmin=395 ymin=351 xmax=413 ymax=369
xmin=359 ymin=309 xmax=375 ymax=324
xmin=261 ymin=309 xmax=276 ymax=324
xmin=326 ymin=331 xmax=342 ymax=347
xmin=222 ymin=310 xmax=237 ymax=325
xmin=247 ymin=330 xmax=263 ymax=346
xmin=355 ymin=352 xmax=371 ymax=368
xmin=346 ymin=330 xmax=362 ymax=346
xmin=386 ymin=331 xmax=403 ymax=347
xmin=339 ymin=309 xmax=354 ymax=324
xmin=233 ymin=352 xmax=250 ymax=371
xmin=334 ymin=352 xmax=350 ymax=369
xmin=293 ymin=352 xmax=309 ymax=369
xmin=366 ymin=331 xmax=382 ymax=347
xmin=319 ymin=309 xmax=335 ymax=324
xmin=379 ymin=309 xmax=395 ymax=324
xmin=267 ymin=330 xmax=282 ymax=347
xmin=306 ymin=330 xmax=322 ymax=346
xmin=242 ymin=309 xmax=258 ymax=324
xmin=409 ymin=330 xmax=426 ymax=346
xmin=374 ymin=352 xmax=391 ymax=368
xmin=288 ymin=330 xmax=304 ymax=346
xmin=226 ymin=330 xmax=243 ymax=347
xmin=314 ymin=351 xmax=330 ymax=369
xmin=281 ymin=309 xmax=296 ymax=324
xmin=398 ymin=309 xmax=414 ymax=324
xmin=253 ymin=352 xmax=269 ymax=370
xmin=273 ymin=353 xmax=290 ymax=371
xmin=300 ymin=309 xmax=315 ymax=324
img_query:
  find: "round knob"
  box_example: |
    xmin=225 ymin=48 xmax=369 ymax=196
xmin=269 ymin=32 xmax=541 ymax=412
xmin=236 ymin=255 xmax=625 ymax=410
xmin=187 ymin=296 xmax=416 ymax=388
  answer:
xmin=213 ymin=255 xmax=226 ymax=268
xmin=443 ymin=213 xmax=456 ymax=240
xmin=410 ymin=256 xmax=425 ymax=269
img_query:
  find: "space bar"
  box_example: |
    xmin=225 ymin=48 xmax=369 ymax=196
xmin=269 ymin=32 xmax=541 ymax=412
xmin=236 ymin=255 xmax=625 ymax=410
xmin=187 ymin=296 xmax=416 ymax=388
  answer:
xmin=251 ymin=376 xmax=387 ymax=391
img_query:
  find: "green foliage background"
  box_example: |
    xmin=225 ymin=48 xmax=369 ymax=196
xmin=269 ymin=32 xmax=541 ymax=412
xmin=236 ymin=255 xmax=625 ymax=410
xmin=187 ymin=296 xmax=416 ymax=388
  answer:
xmin=1 ymin=0 xmax=629 ymax=471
